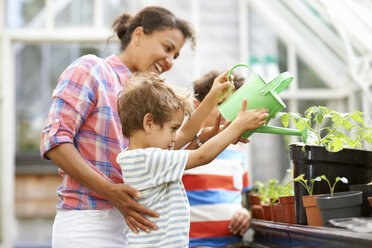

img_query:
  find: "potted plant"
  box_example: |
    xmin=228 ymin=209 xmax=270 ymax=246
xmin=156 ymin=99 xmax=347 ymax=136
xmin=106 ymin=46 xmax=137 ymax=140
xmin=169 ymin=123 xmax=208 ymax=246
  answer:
xmin=279 ymin=106 xmax=372 ymax=224
xmin=268 ymin=181 xmax=294 ymax=223
xmin=252 ymin=179 xmax=293 ymax=222
xmin=289 ymin=174 xmax=323 ymax=226
xmin=255 ymin=179 xmax=279 ymax=221
xmin=277 ymin=183 xmax=295 ymax=224
xmin=315 ymin=175 xmax=362 ymax=226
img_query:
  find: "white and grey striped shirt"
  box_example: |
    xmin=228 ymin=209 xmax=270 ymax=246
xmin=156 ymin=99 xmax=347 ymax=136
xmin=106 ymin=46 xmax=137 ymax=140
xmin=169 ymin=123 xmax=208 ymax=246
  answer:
xmin=117 ymin=147 xmax=190 ymax=248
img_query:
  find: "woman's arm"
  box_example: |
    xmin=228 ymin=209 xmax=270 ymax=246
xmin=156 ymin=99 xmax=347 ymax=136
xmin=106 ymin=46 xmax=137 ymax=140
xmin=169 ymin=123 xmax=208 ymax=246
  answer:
xmin=46 ymin=143 xmax=159 ymax=234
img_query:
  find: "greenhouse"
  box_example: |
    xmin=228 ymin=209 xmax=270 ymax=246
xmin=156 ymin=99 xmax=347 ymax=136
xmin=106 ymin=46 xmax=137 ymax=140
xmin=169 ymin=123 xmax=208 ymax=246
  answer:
xmin=1 ymin=0 xmax=372 ymax=247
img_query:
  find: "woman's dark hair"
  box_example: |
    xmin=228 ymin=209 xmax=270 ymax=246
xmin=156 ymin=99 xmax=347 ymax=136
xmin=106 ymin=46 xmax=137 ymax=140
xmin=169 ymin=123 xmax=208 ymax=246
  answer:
xmin=112 ymin=6 xmax=196 ymax=50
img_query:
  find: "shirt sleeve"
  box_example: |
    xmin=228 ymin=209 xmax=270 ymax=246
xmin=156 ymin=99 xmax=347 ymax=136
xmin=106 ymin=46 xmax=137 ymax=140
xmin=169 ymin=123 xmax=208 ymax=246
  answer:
xmin=40 ymin=56 xmax=98 ymax=159
xmin=147 ymin=149 xmax=190 ymax=187
xmin=119 ymin=148 xmax=190 ymax=190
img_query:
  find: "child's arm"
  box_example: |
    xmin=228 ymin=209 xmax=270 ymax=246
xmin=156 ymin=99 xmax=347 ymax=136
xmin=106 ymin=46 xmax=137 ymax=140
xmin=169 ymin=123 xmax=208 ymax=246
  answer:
xmin=174 ymin=71 xmax=232 ymax=149
xmin=186 ymin=99 xmax=269 ymax=169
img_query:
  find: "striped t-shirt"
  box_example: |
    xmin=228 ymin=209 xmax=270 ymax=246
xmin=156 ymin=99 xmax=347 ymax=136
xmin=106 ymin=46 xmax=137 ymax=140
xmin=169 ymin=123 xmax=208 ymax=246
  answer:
xmin=182 ymin=144 xmax=250 ymax=247
xmin=117 ymin=148 xmax=190 ymax=248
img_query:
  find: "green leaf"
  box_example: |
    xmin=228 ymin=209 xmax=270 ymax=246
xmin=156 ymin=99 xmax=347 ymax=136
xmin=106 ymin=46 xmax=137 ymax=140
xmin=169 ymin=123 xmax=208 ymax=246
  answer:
xmin=333 ymin=138 xmax=344 ymax=152
xmin=350 ymin=111 xmax=365 ymax=125
xmin=280 ymin=114 xmax=290 ymax=128
xmin=341 ymin=119 xmax=353 ymax=131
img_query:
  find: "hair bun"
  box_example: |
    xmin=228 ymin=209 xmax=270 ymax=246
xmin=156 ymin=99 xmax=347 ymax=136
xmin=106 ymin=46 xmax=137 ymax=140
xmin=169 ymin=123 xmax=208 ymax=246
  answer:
xmin=112 ymin=13 xmax=133 ymax=40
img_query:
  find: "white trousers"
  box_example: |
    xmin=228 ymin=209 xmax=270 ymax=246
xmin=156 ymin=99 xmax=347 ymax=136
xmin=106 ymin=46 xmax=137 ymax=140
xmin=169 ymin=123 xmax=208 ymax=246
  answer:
xmin=52 ymin=208 xmax=129 ymax=248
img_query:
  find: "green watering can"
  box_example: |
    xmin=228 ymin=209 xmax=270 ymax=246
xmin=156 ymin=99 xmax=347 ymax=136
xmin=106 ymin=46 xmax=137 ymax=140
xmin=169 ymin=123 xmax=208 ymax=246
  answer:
xmin=218 ymin=64 xmax=308 ymax=142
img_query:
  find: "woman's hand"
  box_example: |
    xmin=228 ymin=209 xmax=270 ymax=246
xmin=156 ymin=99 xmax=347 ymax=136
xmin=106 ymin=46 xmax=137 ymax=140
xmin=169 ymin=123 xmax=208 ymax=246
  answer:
xmin=106 ymin=183 xmax=159 ymax=234
xmin=46 ymin=143 xmax=159 ymax=234
xmin=229 ymin=207 xmax=251 ymax=236
xmin=197 ymin=113 xmax=228 ymax=143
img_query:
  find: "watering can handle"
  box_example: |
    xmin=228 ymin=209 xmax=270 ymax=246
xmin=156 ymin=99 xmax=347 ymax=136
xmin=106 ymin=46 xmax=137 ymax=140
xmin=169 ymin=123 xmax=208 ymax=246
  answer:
xmin=227 ymin=64 xmax=293 ymax=95
xmin=227 ymin=64 xmax=260 ymax=96
xmin=260 ymin=72 xmax=293 ymax=95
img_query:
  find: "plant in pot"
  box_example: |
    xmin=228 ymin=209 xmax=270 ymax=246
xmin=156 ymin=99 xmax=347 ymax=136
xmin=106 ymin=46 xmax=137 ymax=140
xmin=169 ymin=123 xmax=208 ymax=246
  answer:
xmin=289 ymin=174 xmax=323 ymax=226
xmin=315 ymin=175 xmax=362 ymax=226
xmin=279 ymin=106 xmax=372 ymax=224
xmin=255 ymin=179 xmax=279 ymax=221
xmin=276 ymin=182 xmax=295 ymax=224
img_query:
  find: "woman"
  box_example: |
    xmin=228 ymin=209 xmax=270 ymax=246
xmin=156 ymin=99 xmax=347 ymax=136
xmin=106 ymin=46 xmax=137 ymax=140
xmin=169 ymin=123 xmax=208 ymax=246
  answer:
xmin=40 ymin=6 xmax=195 ymax=247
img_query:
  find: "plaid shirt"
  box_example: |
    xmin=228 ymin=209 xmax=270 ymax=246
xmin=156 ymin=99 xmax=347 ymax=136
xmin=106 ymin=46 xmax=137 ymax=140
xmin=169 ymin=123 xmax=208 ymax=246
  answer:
xmin=40 ymin=54 xmax=131 ymax=210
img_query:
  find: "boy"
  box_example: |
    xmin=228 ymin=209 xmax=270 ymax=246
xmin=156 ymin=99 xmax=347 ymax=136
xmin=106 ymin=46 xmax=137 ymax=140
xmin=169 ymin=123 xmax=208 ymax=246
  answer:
xmin=183 ymin=70 xmax=250 ymax=247
xmin=116 ymin=72 xmax=268 ymax=247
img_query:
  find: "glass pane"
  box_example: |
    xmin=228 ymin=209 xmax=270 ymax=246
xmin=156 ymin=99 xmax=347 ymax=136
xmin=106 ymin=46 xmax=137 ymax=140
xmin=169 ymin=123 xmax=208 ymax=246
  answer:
xmin=54 ymin=0 xmax=93 ymax=28
xmin=15 ymin=42 xmax=120 ymax=156
xmin=297 ymin=56 xmax=327 ymax=89
xmin=198 ymin=0 xmax=240 ymax=74
xmin=6 ymin=0 xmax=46 ymax=28
xmin=103 ymin=0 xmax=131 ymax=27
xmin=278 ymin=39 xmax=288 ymax=72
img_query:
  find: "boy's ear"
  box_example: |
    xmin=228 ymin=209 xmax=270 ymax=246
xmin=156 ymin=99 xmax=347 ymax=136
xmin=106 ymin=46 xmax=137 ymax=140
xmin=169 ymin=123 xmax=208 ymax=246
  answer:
xmin=143 ymin=113 xmax=154 ymax=133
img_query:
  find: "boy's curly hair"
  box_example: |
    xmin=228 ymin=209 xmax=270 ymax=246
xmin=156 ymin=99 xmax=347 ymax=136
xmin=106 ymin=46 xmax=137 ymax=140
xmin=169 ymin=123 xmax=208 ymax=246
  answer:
xmin=118 ymin=72 xmax=192 ymax=137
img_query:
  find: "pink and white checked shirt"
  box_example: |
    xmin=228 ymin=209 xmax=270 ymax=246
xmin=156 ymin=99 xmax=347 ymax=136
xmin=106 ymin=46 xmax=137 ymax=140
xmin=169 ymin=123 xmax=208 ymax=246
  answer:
xmin=40 ymin=54 xmax=131 ymax=210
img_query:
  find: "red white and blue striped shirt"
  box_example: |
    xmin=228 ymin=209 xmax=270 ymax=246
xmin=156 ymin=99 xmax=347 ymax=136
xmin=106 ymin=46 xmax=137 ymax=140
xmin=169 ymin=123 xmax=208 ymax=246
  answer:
xmin=182 ymin=144 xmax=250 ymax=247
xmin=40 ymin=54 xmax=131 ymax=210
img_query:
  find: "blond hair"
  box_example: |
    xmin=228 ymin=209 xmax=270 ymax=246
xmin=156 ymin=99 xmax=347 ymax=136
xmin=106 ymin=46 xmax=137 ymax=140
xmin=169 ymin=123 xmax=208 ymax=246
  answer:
xmin=118 ymin=72 xmax=192 ymax=137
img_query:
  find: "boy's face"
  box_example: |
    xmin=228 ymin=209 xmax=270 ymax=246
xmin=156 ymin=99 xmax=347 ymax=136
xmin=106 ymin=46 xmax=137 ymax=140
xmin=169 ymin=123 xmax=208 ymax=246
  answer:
xmin=150 ymin=109 xmax=184 ymax=150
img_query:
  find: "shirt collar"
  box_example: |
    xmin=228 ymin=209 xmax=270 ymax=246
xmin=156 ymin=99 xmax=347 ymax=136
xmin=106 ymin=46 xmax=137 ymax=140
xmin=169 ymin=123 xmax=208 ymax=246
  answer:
xmin=105 ymin=54 xmax=132 ymax=86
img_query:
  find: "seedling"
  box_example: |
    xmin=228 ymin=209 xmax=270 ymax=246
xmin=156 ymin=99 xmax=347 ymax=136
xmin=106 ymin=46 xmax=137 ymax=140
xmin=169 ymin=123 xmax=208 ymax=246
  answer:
xmin=319 ymin=175 xmax=348 ymax=197
xmin=288 ymin=174 xmax=321 ymax=196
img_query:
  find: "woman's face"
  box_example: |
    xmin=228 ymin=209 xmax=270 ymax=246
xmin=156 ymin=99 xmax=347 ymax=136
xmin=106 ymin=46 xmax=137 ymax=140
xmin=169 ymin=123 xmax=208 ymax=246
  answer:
xmin=131 ymin=27 xmax=185 ymax=74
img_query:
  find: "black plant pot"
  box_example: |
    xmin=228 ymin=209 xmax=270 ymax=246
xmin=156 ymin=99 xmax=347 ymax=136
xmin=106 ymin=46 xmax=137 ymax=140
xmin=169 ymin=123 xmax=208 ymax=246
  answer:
xmin=316 ymin=191 xmax=362 ymax=226
xmin=349 ymin=184 xmax=372 ymax=217
xmin=289 ymin=144 xmax=372 ymax=225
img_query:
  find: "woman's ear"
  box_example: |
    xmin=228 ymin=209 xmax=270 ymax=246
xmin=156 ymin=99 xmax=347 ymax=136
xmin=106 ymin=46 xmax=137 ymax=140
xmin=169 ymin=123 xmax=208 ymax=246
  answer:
xmin=132 ymin=26 xmax=144 ymax=45
xmin=143 ymin=113 xmax=154 ymax=133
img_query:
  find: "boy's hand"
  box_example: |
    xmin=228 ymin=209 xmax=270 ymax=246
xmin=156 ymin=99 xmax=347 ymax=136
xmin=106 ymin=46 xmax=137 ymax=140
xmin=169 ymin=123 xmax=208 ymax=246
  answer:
xmin=234 ymin=99 xmax=269 ymax=132
xmin=209 ymin=70 xmax=235 ymax=104
xmin=229 ymin=207 xmax=251 ymax=235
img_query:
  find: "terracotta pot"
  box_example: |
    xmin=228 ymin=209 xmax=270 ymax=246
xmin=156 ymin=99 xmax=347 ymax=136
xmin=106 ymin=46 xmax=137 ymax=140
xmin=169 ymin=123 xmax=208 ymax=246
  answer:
xmin=302 ymin=194 xmax=323 ymax=226
xmin=274 ymin=202 xmax=285 ymax=223
xmin=262 ymin=204 xmax=272 ymax=221
xmin=252 ymin=205 xmax=263 ymax=219
xmin=248 ymin=193 xmax=261 ymax=206
xmin=279 ymin=196 xmax=296 ymax=224
xmin=271 ymin=204 xmax=278 ymax=222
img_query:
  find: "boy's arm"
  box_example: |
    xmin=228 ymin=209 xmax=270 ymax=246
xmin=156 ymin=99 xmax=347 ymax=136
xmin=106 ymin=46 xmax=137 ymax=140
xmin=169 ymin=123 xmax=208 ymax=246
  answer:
xmin=186 ymin=100 xmax=268 ymax=169
xmin=174 ymin=71 xmax=232 ymax=150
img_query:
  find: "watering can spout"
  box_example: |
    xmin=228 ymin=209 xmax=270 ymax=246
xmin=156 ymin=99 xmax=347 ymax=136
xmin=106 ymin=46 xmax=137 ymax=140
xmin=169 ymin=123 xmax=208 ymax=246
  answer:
xmin=254 ymin=126 xmax=308 ymax=143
